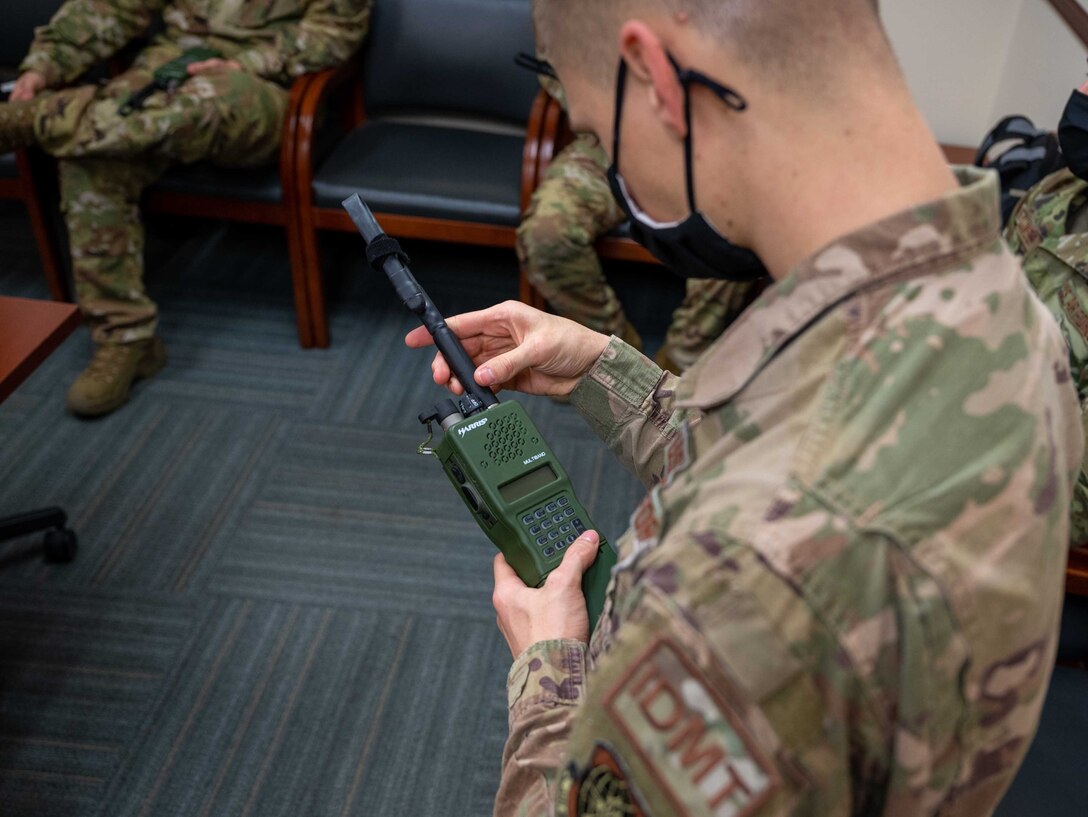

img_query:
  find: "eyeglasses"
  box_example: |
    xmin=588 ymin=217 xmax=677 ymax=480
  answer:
xmin=515 ymin=52 xmax=558 ymax=80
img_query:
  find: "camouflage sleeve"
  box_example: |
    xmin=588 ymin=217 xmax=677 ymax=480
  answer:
xmin=570 ymin=337 xmax=690 ymax=488
xmin=541 ymin=537 xmax=814 ymax=817
xmin=232 ymin=0 xmax=372 ymax=83
xmin=18 ymin=0 xmax=164 ymax=87
xmin=495 ymin=639 xmax=588 ymax=817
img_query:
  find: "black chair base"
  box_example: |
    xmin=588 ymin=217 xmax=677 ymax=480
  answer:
xmin=0 ymin=507 xmax=77 ymax=563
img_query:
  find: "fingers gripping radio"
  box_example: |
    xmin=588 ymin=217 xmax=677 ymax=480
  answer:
xmin=343 ymin=196 xmax=617 ymax=631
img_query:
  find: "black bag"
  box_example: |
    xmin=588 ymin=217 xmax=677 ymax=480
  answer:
xmin=975 ymin=115 xmax=1065 ymax=225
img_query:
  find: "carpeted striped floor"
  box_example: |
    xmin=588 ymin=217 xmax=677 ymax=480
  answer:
xmin=0 ymin=202 xmax=679 ymax=817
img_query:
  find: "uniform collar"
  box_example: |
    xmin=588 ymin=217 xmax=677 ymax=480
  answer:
xmin=676 ymin=167 xmax=1004 ymax=409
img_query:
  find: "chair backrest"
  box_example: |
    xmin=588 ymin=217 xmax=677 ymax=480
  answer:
xmin=361 ymin=0 xmax=539 ymax=125
xmin=0 ymin=1 xmax=68 ymax=68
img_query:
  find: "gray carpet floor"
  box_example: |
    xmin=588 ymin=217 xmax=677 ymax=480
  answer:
xmin=0 ymin=202 xmax=679 ymax=817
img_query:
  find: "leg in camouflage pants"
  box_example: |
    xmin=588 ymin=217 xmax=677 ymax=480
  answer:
xmin=518 ymin=132 xmax=761 ymax=371
xmin=38 ymin=43 xmax=288 ymax=344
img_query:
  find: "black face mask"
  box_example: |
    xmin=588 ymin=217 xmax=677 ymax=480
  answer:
xmin=1060 ymin=89 xmax=1088 ymax=183
xmin=606 ymin=57 xmax=769 ymax=282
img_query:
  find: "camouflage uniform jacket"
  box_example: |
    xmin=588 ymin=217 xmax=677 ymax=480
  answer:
xmin=1005 ymin=167 xmax=1088 ymax=545
xmin=19 ymin=0 xmax=371 ymax=88
xmin=497 ymin=168 xmax=1083 ymax=817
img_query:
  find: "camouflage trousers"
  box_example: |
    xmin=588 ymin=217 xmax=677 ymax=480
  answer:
xmin=517 ymin=133 xmax=760 ymax=372
xmin=37 ymin=43 xmax=288 ymax=344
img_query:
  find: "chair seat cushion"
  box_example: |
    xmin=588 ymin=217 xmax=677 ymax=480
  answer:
xmin=150 ymin=162 xmax=283 ymax=204
xmin=310 ymin=119 xmax=524 ymax=226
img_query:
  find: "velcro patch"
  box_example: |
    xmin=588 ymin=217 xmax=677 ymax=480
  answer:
xmin=630 ymin=493 xmax=662 ymax=553
xmin=1059 ymin=282 xmax=1088 ymax=342
xmin=662 ymin=423 xmax=693 ymax=487
xmin=1015 ymin=205 xmax=1044 ymax=252
xmin=567 ymin=744 xmax=649 ymax=817
xmin=605 ymin=638 xmax=779 ymax=817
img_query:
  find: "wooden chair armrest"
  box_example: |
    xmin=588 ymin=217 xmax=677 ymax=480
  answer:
xmin=521 ymin=88 xmax=551 ymax=213
xmin=1070 ymin=546 xmax=1088 ymax=596
xmin=293 ymin=53 xmax=365 ymax=197
xmin=278 ymin=68 xmax=324 ymax=198
xmin=520 ymin=89 xmax=574 ymax=211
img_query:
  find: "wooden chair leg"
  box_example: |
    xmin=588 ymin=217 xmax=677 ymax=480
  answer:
xmin=285 ymin=203 xmax=315 ymax=349
xmin=299 ymin=214 xmax=329 ymax=349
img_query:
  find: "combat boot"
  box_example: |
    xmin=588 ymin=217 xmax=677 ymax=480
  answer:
xmin=66 ymin=338 xmax=167 ymax=417
xmin=0 ymin=99 xmax=39 ymax=155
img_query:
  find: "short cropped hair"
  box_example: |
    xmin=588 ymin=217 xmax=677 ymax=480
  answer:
xmin=533 ymin=0 xmax=890 ymax=93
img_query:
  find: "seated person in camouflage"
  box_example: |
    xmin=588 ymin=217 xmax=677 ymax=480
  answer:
xmin=518 ymin=88 xmax=762 ymax=375
xmin=409 ymin=1 xmax=1083 ymax=814
xmin=1007 ymin=76 xmax=1088 ymax=545
xmin=0 ymin=0 xmax=372 ymax=417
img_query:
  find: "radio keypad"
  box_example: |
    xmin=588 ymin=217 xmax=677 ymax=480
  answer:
xmin=520 ymin=495 xmax=588 ymax=560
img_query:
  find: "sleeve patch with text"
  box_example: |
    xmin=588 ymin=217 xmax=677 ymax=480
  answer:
xmin=604 ymin=638 xmax=779 ymax=817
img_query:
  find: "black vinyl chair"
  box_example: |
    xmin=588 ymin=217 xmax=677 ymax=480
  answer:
xmin=294 ymin=0 xmax=541 ymax=347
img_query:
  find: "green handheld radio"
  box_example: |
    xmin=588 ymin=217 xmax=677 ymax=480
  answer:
xmin=342 ymin=195 xmax=617 ymax=631
xmin=119 ymin=47 xmax=223 ymax=117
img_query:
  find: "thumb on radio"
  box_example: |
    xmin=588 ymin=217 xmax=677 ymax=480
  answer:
xmin=492 ymin=531 xmax=599 ymax=657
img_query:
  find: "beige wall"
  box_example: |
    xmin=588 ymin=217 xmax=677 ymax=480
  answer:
xmin=883 ymin=0 xmax=1086 ymax=146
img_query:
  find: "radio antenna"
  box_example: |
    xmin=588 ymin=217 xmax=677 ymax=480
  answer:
xmin=342 ymin=194 xmax=499 ymax=415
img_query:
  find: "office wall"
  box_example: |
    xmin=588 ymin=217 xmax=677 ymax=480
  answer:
xmin=882 ymin=0 xmax=1086 ymax=146
xmin=990 ymin=0 xmax=1086 ymax=132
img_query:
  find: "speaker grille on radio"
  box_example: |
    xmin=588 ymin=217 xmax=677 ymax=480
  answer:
xmin=485 ymin=416 xmax=528 ymax=465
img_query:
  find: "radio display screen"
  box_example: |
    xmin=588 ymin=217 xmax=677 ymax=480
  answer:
xmin=499 ymin=463 xmax=558 ymax=503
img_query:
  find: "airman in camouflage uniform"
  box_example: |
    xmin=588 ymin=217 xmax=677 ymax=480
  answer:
xmin=0 ymin=0 xmax=371 ymax=415
xmin=518 ymin=112 xmax=762 ymax=374
xmin=1006 ymin=167 xmax=1088 ymax=545
xmin=498 ymin=165 xmax=1083 ymax=817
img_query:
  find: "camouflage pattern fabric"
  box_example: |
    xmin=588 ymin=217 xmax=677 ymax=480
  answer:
xmin=1006 ymin=167 xmax=1088 ymax=545
xmin=496 ymin=167 xmax=1083 ymax=817
xmin=518 ymin=132 xmax=762 ymax=368
xmin=20 ymin=0 xmax=372 ymax=88
xmin=664 ymin=277 xmax=763 ymax=372
xmin=17 ymin=1 xmax=371 ymax=344
xmin=518 ymin=133 xmax=628 ymax=337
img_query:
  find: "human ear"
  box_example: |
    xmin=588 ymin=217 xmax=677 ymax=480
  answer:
xmin=617 ymin=20 xmax=687 ymax=139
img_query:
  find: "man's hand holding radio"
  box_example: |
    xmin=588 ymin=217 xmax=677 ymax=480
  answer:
xmin=405 ymin=301 xmax=610 ymax=399
xmin=492 ymin=530 xmax=601 ymax=657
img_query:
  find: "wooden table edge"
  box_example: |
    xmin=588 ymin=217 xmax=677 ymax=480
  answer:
xmin=0 ymin=299 xmax=81 ymax=404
